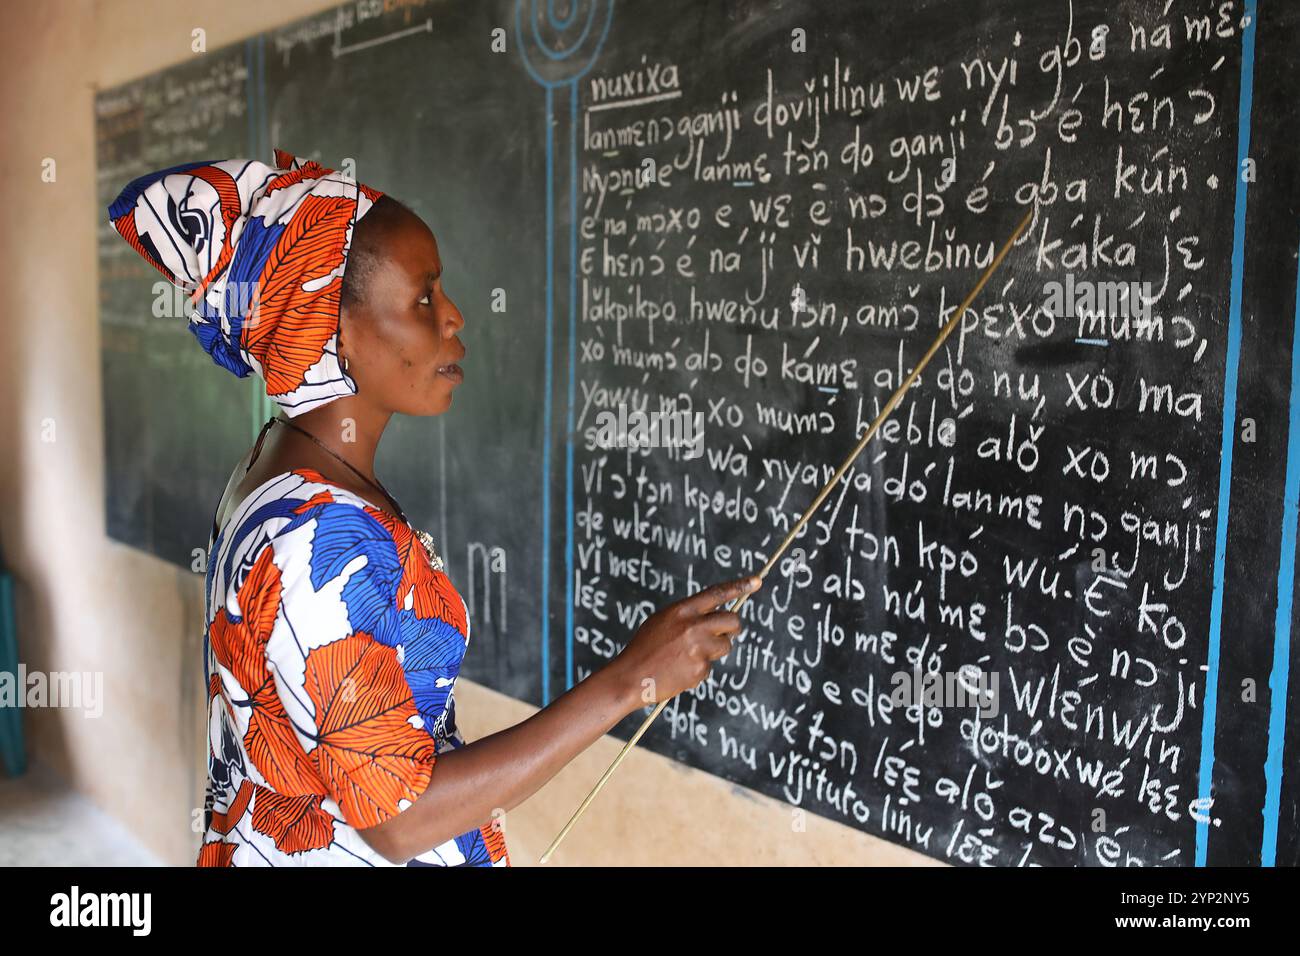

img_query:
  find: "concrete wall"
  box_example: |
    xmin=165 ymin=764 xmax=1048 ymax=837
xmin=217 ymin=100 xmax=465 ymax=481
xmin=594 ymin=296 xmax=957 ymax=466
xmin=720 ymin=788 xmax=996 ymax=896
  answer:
xmin=0 ymin=0 xmax=933 ymax=867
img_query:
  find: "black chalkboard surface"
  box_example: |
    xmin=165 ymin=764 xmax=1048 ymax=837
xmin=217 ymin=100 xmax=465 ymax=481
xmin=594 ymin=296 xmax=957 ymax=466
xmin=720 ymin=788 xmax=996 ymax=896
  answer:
xmin=96 ymin=0 xmax=1300 ymax=866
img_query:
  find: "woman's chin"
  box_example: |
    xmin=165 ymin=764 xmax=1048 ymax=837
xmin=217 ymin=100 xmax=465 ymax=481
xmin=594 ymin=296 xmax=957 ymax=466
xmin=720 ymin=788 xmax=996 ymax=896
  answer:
xmin=412 ymin=371 xmax=458 ymax=415
xmin=421 ymin=391 xmax=454 ymax=416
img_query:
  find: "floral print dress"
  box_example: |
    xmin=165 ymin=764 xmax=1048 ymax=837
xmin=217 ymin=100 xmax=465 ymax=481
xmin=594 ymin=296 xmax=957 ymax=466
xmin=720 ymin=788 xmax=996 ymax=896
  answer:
xmin=196 ymin=467 xmax=509 ymax=867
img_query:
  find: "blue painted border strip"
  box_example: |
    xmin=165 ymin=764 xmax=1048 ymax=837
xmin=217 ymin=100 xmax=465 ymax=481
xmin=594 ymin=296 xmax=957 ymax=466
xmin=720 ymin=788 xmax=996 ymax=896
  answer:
xmin=1262 ymin=243 xmax=1300 ymax=866
xmin=1197 ymin=0 xmax=1257 ymax=867
xmin=540 ymin=84 xmax=555 ymax=705
xmin=516 ymin=2 xmax=615 ymax=706
xmin=565 ymin=82 xmax=578 ymax=692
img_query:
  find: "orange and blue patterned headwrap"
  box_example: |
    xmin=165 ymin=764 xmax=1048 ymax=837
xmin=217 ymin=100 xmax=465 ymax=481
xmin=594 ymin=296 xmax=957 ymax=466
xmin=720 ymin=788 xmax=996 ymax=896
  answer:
xmin=107 ymin=148 xmax=383 ymax=417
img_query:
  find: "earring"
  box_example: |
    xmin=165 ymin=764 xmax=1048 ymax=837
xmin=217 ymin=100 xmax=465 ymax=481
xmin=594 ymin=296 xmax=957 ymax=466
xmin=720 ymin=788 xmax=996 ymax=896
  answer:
xmin=342 ymin=354 xmax=350 ymax=373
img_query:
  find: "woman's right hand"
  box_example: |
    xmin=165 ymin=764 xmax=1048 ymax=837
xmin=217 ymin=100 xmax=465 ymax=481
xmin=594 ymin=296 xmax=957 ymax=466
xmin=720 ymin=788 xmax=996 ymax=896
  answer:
xmin=608 ymin=575 xmax=763 ymax=708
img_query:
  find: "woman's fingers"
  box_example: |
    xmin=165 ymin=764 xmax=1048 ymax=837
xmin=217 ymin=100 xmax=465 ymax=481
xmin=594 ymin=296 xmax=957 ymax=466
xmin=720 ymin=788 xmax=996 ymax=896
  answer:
xmin=689 ymin=612 xmax=745 ymax=663
xmin=695 ymin=609 xmax=743 ymax=637
xmin=702 ymin=634 xmax=735 ymax=661
xmin=678 ymin=576 xmax=762 ymax=618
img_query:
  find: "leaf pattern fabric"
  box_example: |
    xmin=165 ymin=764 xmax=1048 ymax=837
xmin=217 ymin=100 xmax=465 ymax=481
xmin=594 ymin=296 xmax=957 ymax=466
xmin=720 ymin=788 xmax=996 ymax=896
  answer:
xmin=197 ymin=468 xmax=510 ymax=867
xmin=106 ymin=149 xmax=384 ymax=418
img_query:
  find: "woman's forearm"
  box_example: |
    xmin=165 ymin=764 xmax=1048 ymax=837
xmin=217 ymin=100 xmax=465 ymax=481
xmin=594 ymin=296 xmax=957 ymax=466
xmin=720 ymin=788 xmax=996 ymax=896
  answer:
xmin=359 ymin=661 xmax=642 ymax=863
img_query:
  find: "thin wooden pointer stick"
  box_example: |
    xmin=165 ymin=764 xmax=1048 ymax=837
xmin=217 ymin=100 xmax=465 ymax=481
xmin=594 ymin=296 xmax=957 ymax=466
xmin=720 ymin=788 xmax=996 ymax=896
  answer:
xmin=539 ymin=207 xmax=1035 ymax=864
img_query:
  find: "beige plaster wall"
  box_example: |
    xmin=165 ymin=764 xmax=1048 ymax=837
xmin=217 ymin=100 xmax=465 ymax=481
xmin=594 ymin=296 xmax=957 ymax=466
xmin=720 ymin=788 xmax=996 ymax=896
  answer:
xmin=0 ymin=0 xmax=934 ymax=867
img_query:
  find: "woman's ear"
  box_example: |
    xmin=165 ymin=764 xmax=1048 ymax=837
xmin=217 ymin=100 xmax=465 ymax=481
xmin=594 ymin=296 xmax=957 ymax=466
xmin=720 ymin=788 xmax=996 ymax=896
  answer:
xmin=337 ymin=304 xmax=360 ymax=372
xmin=337 ymin=324 xmax=350 ymax=374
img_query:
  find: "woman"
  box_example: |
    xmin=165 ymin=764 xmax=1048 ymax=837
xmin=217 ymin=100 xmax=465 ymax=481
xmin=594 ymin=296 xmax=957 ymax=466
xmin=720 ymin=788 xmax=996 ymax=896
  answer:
xmin=108 ymin=150 xmax=760 ymax=866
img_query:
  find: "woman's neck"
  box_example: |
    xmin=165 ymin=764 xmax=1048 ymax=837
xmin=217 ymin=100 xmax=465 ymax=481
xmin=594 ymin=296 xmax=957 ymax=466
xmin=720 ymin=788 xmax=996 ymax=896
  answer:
xmin=271 ymin=403 xmax=391 ymax=484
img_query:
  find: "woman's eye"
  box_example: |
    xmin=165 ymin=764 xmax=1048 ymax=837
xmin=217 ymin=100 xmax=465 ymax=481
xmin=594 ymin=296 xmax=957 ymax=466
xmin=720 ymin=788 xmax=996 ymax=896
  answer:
xmin=419 ymin=292 xmax=432 ymax=306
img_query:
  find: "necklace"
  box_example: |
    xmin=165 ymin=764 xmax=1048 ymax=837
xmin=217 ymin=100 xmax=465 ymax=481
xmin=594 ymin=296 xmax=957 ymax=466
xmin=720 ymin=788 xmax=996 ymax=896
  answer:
xmin=270 ymin=417 xmax=445 ymax=572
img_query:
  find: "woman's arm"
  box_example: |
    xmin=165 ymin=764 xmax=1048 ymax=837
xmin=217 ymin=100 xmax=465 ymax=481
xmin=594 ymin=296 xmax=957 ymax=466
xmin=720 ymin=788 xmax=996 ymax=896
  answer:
xmin=357 ymin=575 xmax=760 ymax=864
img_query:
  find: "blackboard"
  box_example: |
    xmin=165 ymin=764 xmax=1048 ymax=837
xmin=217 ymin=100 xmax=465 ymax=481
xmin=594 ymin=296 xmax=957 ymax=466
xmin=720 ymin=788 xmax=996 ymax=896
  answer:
xmin=95 ymin=0 xmax=1300 ymax=866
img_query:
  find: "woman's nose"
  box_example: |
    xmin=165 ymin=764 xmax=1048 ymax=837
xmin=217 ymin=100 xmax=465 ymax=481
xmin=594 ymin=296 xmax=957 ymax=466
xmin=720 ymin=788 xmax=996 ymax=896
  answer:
xmin=446 ymin=302 xmax=466 ymax=332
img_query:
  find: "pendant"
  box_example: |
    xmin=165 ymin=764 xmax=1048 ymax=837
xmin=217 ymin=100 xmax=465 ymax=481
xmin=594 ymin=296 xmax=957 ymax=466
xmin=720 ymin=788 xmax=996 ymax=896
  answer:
xmin=410 ymin=525 xmax=445 ymax=572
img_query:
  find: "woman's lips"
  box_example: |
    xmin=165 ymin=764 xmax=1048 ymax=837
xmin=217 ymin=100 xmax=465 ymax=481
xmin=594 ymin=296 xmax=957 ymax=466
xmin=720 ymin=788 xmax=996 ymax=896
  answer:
xmin=437 ymin=363 xmax=464 ymax=384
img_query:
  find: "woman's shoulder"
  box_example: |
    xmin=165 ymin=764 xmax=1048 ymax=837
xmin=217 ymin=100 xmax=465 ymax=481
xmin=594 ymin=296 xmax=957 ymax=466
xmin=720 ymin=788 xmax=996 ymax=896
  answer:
xmin=263 ymin=470 xmax=470 ymax=635
xmin=211 ymin=468 xmax=399 ymax=606
xmin=258 ymin=470 xmax=418 ymax=586
xmin=217 ymin=467 xmax=398 ymax=555
xmin=211 ymin=466 xmax=467 ymax=637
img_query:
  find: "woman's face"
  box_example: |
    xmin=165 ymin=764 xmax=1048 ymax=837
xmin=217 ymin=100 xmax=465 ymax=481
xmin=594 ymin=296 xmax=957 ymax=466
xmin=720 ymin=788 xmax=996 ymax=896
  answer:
xmin=341 ymin=207 xmax=466 ymax=417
